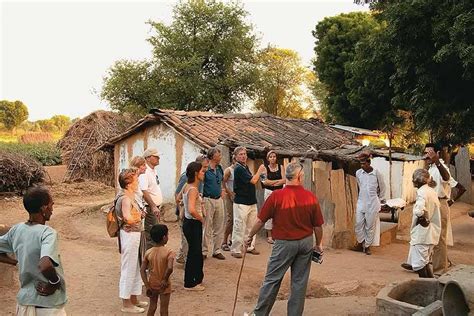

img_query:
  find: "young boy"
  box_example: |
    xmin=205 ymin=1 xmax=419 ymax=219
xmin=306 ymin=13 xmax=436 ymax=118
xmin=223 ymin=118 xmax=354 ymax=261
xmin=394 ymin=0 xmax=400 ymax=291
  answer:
xmin=140 ymin=224 xmax=175 ymax=316
xmin=0 ymin=186 xmax=67 ymax=314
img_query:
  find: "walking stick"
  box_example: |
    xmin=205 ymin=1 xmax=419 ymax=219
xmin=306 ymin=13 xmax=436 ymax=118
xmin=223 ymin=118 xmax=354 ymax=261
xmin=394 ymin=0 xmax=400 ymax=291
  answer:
xmin=232 ymin=247 xmax=247 ymax=316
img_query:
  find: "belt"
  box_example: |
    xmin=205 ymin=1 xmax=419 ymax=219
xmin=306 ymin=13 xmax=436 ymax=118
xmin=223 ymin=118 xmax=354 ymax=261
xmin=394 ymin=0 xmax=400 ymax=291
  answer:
xmin=203 ymin=195 xmax=221 ymax=200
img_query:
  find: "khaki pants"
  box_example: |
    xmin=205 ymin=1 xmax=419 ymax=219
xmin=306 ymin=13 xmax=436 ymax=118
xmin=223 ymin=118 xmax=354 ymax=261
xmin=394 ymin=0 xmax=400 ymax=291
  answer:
xmin=432 ymin=199 xmax=450 ymax=272
xmin=202 ymin=197 xmax=225 ymax=256
xmin=231 ymin=203 xmax=257 ymax=254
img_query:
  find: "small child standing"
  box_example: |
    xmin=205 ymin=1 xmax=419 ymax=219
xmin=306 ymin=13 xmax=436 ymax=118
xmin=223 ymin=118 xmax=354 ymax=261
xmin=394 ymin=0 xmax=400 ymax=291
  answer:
xmin=140 ymin=224 xmax=175 ymax=316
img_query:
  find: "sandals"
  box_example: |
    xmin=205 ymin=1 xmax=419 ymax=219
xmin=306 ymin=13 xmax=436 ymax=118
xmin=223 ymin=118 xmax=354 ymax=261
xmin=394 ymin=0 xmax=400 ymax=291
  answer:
xmin=267 ymin=237 xmax=274 ymax=244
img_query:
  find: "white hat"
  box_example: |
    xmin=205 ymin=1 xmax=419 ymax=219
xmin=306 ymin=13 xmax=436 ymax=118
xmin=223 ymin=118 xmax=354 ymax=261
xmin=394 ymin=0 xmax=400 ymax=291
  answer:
xmin=143 ymin=148 xmax=160 ymax=158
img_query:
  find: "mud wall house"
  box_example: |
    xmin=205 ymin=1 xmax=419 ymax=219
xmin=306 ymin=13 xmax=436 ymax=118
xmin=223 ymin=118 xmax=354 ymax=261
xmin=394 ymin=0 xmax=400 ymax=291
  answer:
xmin=102 ymin=109 xmax=406 ymax=248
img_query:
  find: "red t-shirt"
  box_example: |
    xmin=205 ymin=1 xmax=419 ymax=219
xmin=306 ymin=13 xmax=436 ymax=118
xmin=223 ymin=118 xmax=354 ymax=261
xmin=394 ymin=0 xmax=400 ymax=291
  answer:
xmin=258 ymin=185 xmax=324 ymax=240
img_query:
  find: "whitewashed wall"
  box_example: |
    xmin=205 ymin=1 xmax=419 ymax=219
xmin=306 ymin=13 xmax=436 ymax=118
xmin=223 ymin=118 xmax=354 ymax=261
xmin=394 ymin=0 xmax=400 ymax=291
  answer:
xmin=116 ymin=125 xmax=203 ymax=203
xmin=371 ymin=157 xmax=424 ymax=203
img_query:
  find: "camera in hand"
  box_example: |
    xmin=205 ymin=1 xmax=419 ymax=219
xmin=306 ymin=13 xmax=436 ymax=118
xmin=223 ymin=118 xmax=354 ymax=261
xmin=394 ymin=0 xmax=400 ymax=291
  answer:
xmin=312 ymin=250 xmax=323 ymax=264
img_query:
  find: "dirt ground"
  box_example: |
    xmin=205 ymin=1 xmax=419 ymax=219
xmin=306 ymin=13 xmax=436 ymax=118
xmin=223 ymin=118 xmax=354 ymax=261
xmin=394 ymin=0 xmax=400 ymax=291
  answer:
xmin=0 ymin=176 xmax=473 ymax=315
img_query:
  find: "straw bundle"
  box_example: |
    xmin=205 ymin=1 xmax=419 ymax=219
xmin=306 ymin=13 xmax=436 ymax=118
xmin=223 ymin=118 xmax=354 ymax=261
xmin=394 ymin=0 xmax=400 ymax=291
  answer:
xmin=0 ymin=151 xmax=45 ymax=193
xmin=19 ymin=132 xmax=54 ymax=144
xmin=58 ymin=110 xmax=138 ymax=185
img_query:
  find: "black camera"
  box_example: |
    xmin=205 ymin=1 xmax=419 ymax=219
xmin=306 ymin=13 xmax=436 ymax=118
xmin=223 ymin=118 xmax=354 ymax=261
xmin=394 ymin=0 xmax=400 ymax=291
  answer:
xmin=312 ymin=250 xmax=323 ymax=264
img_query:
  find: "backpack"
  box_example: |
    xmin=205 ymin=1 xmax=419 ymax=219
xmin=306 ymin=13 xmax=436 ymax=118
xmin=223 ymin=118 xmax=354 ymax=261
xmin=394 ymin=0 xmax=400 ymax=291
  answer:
xmin=106 ymin=196 xmax=122 ymax=238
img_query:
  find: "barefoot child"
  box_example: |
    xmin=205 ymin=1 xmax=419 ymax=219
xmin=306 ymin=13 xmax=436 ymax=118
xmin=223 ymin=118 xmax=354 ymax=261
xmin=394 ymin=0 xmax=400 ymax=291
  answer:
xmin=140 ymin=224 xmax=175 ymax=316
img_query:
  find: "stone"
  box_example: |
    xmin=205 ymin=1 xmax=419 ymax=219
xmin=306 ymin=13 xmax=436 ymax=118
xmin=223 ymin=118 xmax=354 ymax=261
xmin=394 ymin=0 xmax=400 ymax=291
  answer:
xmin=325 ymin=280 xmax=360 ymax=295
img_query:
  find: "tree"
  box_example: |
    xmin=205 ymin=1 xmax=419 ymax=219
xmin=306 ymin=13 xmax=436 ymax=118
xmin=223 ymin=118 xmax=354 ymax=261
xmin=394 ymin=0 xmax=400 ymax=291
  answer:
xmin=345 ymin=23 xmax=397 ymax=130
xmin=0 ymin=100 xmax=29 ymax=131
xmin=380 ymin=0 xmax=474 ymax=145
xmin=312 ymin=12 xmax=380 ymax=125
xmin=101 ymin=60 xmax=161 ymax=114
xmin=50 ymin=115 xmax=72 ymax=133
xmin=102 ymin=0 xmax=259 ymax=113
xmin=253 ymin=47 xmax=313 ymax=118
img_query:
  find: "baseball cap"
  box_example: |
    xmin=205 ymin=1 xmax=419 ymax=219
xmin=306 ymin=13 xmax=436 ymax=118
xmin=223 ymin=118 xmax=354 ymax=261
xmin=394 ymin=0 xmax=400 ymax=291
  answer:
xmin=143 ymin=148 xmax=160 ymax=158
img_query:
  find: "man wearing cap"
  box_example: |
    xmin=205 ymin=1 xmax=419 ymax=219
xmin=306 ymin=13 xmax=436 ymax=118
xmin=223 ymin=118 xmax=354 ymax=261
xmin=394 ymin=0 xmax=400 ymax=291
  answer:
xmin=140 ymin=148 xmax=163 ymax=250
xmin=353 ymin=152 xmax=386 ymax=255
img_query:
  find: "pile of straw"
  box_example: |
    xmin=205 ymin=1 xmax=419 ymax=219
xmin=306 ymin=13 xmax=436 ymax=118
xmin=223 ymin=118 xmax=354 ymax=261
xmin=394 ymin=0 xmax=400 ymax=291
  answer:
xmin=19 ymin=132 xmax=54 ymax=144
xmin=58 ymin=110 xmax=138 ymax=186
xmin=0 ymin=151 xmax=45 ymax=193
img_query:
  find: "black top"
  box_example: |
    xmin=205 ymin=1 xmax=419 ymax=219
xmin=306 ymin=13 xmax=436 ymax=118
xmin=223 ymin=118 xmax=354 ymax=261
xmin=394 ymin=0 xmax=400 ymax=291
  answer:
xmin=262 ymin=164 xmax=284 ymax=191
xmin=233 ymin=162 xmax=257 ymax=205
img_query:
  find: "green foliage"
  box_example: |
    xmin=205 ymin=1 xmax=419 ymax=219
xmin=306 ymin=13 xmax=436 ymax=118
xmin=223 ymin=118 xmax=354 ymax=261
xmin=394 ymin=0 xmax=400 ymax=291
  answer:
xmin=0 ymin=141 xmax=61 ymax=166
xmin=0 ymin=100 xmax=29 ymax=131
xmin=102 ymin=0 xmax=259 ymax=113
xmin=380 ymin=0 xmax=474 ymax=145
xmin=253 ymin=47 xmax=313 ymax=118
xmin=101 ymin=60 xmax=160 ymax=115
xmin=312 ymin=12 xmax=381 ymax=125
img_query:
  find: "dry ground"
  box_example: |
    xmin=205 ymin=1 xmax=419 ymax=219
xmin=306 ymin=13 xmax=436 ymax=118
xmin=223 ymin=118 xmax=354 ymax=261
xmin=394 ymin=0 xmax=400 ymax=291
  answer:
xmin=0 ymin=174 xmax=473 ymax=315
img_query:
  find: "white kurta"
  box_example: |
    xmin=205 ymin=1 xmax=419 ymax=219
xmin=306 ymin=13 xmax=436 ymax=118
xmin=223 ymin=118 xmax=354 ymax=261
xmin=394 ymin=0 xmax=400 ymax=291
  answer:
xmin=428 ymin=160 xmax=453 ymax=246
xmin=408 ymin=184 xmax=441 ymax=271
xmin=355 ymin=168 xmax=386 ymax=247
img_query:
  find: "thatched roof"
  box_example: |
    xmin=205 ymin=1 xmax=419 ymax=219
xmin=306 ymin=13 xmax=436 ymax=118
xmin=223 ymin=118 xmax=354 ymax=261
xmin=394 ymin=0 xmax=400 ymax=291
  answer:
xmin=0 ymin=151 xmax=45 ymax=193
xmin=103 ymin=109 xmax=364 ymax=162
xmin=59 ymin=110 xmax=138 ymax=184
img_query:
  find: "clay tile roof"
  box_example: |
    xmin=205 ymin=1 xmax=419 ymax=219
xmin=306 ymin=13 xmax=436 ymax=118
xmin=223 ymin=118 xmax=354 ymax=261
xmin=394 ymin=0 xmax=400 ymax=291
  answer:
xmin=105 ymin=109 xmax=360 ymax=157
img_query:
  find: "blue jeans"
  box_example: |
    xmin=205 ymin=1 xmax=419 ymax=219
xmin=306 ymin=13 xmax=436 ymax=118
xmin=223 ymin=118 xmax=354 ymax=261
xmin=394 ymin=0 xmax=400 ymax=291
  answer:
xmin=253 ymin=235 xmax=313 ymax=316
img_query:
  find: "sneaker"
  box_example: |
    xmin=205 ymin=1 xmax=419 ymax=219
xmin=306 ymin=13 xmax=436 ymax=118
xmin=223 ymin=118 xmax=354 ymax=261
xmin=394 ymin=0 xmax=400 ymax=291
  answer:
xmin=184 ymin=284 xmax=205 ymax=291
xmin=135 ymin=301 xmax=148 ymax=308
xmin=121 ymin=306 xmax=145 ymax=313
xmin=221 ymin=244 xmax=231 ymax=251
xmin=212 ymin=253 xmax=226 ymax=260
xmin=231 ymin=252 xmax=243 ymax=258
xmin=247 ymin=249 xmax=260 ymax=255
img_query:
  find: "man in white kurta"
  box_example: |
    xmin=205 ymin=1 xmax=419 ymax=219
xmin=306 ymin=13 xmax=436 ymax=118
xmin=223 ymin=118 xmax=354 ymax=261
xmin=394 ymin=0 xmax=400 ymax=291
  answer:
xmin=424 ymin=144 xmax=453 ymax=273
xmin=408 ymin=170 xmax=441 ymax=278
xmin=354 ymin=153 xmax=386 ymax=255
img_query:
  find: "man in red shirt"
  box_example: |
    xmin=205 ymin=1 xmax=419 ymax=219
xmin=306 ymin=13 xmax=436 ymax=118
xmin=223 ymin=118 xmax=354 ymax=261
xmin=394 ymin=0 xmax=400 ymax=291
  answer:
xmin=245 ymin=162 xmax=324 ymax=316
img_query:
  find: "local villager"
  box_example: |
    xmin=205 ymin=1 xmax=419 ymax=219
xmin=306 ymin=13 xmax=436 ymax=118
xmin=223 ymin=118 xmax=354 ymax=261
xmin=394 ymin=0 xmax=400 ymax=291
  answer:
xmin=182 ymin=162 xmax=206 ymax=291
xmin=174 ymin=155 xmax=208 ymax=264
xmin=423 ymin=143 xmax=454 ymax=273
xmin=117 ymin=168 xmax=147 ymax=313
xmin=407 ymin=169 xmax=441 ymax=278
xmin=260 ymin=150 xmax=286 ymax=244
xmin=353 ymin=152 xmax=386 ymax=255
xmin=231 ymin=146 xmax=266 ymax=258
xmin=0 ymin=186 xmax=67 ymax=315
xmin=221 ymin=157 xmax=236 ymax=251
xmin=140 ymin=148 xmax=163 ymax=251
xmin=245 ymin=162 xmax=324 ymax=316
xmin=202 ymin=147 xmax=226 ymax=260
xmin=140 ymin=224 xmax=174 ymax=316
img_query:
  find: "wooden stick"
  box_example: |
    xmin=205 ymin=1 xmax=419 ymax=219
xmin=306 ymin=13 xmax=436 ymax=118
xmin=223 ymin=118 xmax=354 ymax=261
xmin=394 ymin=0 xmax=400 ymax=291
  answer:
xmin=232 ymin=249 xmax=247 ymax=316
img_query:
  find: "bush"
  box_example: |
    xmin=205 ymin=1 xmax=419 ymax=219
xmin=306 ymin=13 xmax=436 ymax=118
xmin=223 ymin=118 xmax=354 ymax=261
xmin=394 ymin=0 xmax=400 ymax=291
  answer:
xmin=0 ymin=142 xmax=61 ymax=166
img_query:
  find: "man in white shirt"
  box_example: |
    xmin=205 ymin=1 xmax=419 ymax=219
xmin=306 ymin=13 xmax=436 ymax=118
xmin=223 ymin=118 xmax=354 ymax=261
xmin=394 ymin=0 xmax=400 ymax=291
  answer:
xmin=140 ymin=148 xmax=163 ymax=250
xmin=407 ymin=169 xmax=441 ymax=278
xmin=423 ymin=143 xmax=453 ymax=273
xmin=352 ymin=152 xmax=386 ymax=256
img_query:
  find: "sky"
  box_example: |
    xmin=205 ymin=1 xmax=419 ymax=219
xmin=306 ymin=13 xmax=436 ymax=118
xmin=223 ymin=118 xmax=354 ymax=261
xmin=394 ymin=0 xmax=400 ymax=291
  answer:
xmin=0 ymin=0 xmax=368 ymax=121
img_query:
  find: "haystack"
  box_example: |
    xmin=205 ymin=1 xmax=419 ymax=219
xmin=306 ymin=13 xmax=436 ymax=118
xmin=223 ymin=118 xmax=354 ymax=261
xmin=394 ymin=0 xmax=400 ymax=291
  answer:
xmin=0 ymin=151 xmax=45 ymax=193
xmin=58 ymin=110 xmax=138 ymax=186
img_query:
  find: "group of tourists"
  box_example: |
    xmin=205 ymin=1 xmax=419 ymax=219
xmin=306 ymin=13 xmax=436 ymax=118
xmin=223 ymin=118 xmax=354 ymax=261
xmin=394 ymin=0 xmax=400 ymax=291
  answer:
xmin=0 ymin=141 xmax=467 ymax=315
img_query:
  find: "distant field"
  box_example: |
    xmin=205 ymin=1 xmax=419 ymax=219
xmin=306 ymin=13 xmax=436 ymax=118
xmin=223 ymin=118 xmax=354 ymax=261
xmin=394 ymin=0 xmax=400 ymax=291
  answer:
xmin=0 ymin=141 xmax=62 ymax=166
